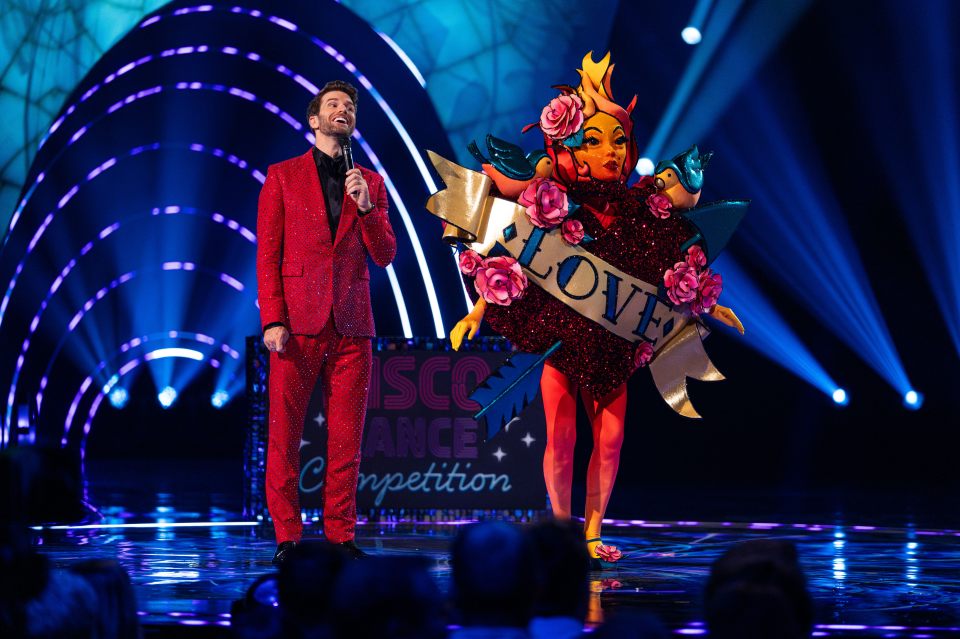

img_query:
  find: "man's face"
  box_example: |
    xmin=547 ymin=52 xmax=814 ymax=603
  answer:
xmin=310 ymin=90 xmax=356 ymax=139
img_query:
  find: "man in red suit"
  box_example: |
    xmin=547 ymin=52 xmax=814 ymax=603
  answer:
xmin=256 ymin=80 xmax=396 ymax=564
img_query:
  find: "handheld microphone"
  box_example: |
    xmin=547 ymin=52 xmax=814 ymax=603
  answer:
xmin=339 ymin=135 xmax=355 ymax=171
xmin=338 ymin=134 xmax=359 ymax=197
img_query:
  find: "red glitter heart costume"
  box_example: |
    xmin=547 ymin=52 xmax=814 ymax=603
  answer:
xmin=484 ymin=180 xmax=695 ymax=398
xmin=454 ymin=52 xmax=734 ymax=564
xmin=257 ymin=148 xmax=396 ymax=545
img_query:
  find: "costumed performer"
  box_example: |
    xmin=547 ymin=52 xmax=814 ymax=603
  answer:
xmin=447 ymin=52 xmax=745 ymax=569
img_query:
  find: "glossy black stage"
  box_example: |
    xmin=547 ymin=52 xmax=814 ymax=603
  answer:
xmin=32 ymin=462 xmax=960 ymax=638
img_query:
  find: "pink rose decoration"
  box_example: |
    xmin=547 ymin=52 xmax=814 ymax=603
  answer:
xmin=458 ymin=249 xmax=483 ymax=276
xmin=663 ymin=261 xmax=700 ymax=306
xmin=634 ymin=341 xmax=654 ymax=368
xmin=474 ymin=256 xmax=528 ymax=306
xmin=600 ymin=579 xmax=623 ymax=589
xmin=685 ymin=244 xmax=707 ymax=270
xmin=561 ymin=219 xmax=585 ymax=245
xmin=518 ymin=178 xmax=569 ymax=229
xmin=595 ymin=545 xmax=623 ymax=563
xmin=647 ymin=192 xmax=672 ymax=219
xmin=539 ymin=94 xmax=585 ymax=140
xmin=692 ymin=269 xmax=723 ymax=315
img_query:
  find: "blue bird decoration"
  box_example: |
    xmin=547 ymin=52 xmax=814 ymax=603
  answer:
xmin=655 ymin=145 xmax=714 ymax=210
xmin=467 ymin=134 xmax=554 ymax=198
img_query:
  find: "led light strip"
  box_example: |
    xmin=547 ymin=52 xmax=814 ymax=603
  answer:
xmin=12 ymin=15 xmax=459 ymax=323
xmin=27 ymin=265 xmax=255 ymax=431
xmin=11 ymin=207 xmax=254 ymax=431
xmin=30 ymin=520 xmax=259 ymax=530
xmin=3 ymin=82 xmax=416 ymax=336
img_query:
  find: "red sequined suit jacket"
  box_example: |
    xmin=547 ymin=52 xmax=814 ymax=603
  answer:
xmin=256 ymin=149 xmax=397 ymax=336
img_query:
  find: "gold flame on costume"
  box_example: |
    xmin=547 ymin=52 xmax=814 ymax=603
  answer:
xmin=573 ymin=51 xmax=636 ymax=123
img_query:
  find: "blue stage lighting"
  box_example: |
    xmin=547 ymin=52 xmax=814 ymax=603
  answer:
xmin=636 ymin=157 xmax=655 ymax=176
xmin=211 ymin=390 xmax=229 ymax=409
xmin=903 ymin=391 xmax=923 ymax=410
xmin=158 ymin=386 xmax=178 ymax=409
xmin=832 ymin=388 xmax=848 ymax=406
xmin=639 ymin=1 xmax=812 ymax=170
xmin=843 ymin=3 xmax=960 ymax=361
xmin=682 ymin=27 xmax=702 ymax=45
xmin=713 ymin=83 xmax=915 ymax=401
xmin=711 ymin=256 xmax=841 ymax=400
xmin=682 ymin=0 xmax=712 ymax=46
xmin=109 ymin=387 xmax=129 ymax=409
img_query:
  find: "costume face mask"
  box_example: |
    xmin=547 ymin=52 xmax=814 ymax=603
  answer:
xmin=526 ymin=52 xmax=639 ymax=186
xmin=572 ymin=112 xmax=628 ymax=182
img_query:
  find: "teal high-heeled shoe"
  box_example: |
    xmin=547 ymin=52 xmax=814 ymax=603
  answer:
xmin=587 ymin=537 xmax=623 ymax=570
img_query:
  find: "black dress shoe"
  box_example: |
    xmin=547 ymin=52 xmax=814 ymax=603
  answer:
xmin=335 ymin=539 xmax=371 ymax=559
xmin=272 ymin=541 xmax=297 ymax=565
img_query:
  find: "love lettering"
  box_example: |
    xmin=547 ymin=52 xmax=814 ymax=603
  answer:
xmin=505 ymin=215 xmax=686 ymax=350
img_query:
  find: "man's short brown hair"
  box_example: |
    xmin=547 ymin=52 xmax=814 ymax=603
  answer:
xmin=306 ymin=80 xmax=359 ymax=123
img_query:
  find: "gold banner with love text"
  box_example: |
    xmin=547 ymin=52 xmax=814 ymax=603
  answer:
xmin=425 ymin=151 xmax=723 ymax=418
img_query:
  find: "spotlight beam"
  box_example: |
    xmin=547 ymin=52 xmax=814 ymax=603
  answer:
xmin=76 ymin=351 xmax=217 ymax=464
xmin=6 ymin=205 xmax=258 ymax=435
xmin=29 ymin=265 xmax=256 ymax=432
xmin=640 ymin=0 xmax=745 ymax=168
xmin=849 ymin=1 xmax=960 ymax=359
xmin=64 ymin=331 xmax=239 ymax=441
xmin=715 ymin=85 xmax=913 ymax=397
xmin=639 ymin=0 xmax=813 ymax=172
xmin=712 ymin=255 xmax=841 ymax=399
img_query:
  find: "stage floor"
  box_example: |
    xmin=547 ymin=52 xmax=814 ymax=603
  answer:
xmin=24 ymin=460 xmax=958 ymax=636
xmin=34 ymin=514 xmax=960 ymax=637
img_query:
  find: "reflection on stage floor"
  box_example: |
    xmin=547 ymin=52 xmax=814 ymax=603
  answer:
xmin=34 ymin=507 xmax=960 ymax=636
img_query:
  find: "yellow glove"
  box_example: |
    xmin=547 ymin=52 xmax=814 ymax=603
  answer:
xmin=450 ymin=299 xmax=487 ymax=350
xmin=710 ymin=304 xmax=744 ymax=335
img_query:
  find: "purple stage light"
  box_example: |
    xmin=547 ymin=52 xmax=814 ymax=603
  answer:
xmin=219 ymin=273 xmax=244 ymax=291
xmin=62 ymin=330 xmax=239 ymax=438
xmin=6 ymin=5 xmax=451 ymax=440
xmin=20 ymin=261 xmax=253 ymax=430
xmin=269 ymin=16 xmax=297 ymax=32
xmin=0 ymin=143 xmax=261 ymax=334
xmin=69 ymin=127 xmax=87 ymax=144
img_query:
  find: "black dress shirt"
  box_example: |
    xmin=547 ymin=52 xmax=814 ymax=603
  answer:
xmin=312 ymin=146 xmax=346 ymax=238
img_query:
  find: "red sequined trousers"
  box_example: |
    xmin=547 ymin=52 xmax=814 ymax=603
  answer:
xmin=266 ymin=318 xmax=371 ymax=544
